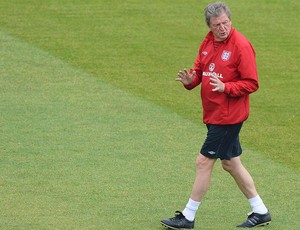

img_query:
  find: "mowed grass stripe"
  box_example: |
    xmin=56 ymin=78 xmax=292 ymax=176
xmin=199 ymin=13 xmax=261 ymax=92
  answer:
xmin=0 ymin=32 xmax=299 ymax=229
xmin=0 ymin=31 xmax=201 ymax=229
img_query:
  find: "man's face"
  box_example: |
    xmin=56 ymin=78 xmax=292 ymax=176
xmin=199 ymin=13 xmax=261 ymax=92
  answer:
xmin=209 ymin=13 xmax=232 ymax=41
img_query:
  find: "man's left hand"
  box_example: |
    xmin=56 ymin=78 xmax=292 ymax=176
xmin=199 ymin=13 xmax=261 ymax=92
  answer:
xmin=210 ymin=75 xmax=225 ymax=92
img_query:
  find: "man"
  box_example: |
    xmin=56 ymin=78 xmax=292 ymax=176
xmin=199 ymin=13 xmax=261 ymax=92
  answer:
xmin=160 ymin=2 xmax=271 ymax=229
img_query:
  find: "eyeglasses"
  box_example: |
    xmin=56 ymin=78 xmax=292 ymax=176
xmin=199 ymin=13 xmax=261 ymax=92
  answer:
xmin=211 ymin=20 xmax=231 ymax=29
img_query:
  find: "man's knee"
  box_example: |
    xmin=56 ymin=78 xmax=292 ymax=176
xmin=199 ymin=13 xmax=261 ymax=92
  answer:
xmin=196 ymin=154 xmax=215 ymax=170
xmin=221 ymin=160 xmax=232 ymax=172
xmin=221 ymin=157 xmax=242 ymax=173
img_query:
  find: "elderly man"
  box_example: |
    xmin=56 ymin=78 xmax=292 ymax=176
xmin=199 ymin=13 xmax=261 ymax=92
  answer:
xmin=160 ymin=2 xmax=271 ymax=229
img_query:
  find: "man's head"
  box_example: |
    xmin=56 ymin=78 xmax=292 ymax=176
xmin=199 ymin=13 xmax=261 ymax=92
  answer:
xmin=204 ymin=2 xmax=232 ymax=41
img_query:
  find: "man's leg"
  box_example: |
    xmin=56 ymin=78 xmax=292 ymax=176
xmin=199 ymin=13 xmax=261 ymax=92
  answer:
xmin=191 ymin=154 xmax=217 ymax=201
xmin=183 ymin=154 xmax=216 ymax=221
xmin=221 ymin=156 xmax=271 ymax=227
xmin=221 ymin=156 xmax=258 ymax=199
xmin=182 ymin=154 xmax=216 ymax=221
xmin=160 ymin=154 xmax=216 ymax=229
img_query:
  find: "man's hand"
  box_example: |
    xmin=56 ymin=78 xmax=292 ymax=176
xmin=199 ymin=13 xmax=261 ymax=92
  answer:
xmin=210 ymin=75 xmax=225 ymax=92
xmin=175 ymin=69 xmax=196 ymax=85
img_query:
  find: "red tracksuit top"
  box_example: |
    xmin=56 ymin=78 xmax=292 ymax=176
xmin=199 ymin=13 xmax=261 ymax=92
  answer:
xmin=185 ymin=27 xmax=259 ymax=125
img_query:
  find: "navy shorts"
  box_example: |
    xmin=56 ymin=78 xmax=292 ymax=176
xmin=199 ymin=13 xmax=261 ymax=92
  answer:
xmin=200 ymin=123 xmax=243 ymax=160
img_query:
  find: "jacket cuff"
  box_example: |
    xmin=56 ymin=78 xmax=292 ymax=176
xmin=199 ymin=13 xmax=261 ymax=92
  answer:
xmin=223 ymin=83 xmax=230 ymax=94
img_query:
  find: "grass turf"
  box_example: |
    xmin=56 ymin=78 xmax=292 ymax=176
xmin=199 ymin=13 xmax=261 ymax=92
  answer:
xmin=0 ymin=0 xmax=299 ymax=229
xmin=1 ymin=0 xmax=298 ymax=170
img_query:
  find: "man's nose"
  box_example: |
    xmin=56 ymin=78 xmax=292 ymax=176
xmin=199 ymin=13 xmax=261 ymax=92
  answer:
xmin=219 ymin=24 xmax=226 ymax=30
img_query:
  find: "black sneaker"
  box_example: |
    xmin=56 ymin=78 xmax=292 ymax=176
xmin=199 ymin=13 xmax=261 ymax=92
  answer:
xmin=161 ymin=211 xmax=194 ymax=229
xmin=237 ymin=211 xmax=271 ymax=228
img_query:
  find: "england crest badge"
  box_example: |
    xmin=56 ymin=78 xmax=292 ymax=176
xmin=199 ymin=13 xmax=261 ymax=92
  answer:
xmin=221 ymin=50 xmax=231 ymax=61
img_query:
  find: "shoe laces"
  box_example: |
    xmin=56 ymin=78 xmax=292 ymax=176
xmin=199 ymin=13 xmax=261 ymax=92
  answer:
xmin=247 ymin=211 xmax=254 ymax=216
xmin=170 ymin=211 xmax=184 ymax=220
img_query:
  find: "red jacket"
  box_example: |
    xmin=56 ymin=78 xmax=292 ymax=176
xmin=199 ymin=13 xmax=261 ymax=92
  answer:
xmin=185 ymin=28 xmax=259 ymax=125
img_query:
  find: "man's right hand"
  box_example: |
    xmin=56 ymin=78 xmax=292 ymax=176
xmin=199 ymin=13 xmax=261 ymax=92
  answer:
xmin=175 ymin=68 xmax=196 ymax=85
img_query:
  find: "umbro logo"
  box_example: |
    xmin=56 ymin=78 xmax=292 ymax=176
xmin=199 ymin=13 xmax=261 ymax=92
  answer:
xmin=202 ymin=51 xmax=208 ymax=56
xmin=208 ymin=151 xmax=216 ymax=155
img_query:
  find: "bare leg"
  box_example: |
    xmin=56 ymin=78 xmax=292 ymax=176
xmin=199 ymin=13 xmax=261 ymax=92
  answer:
xmin=221 ymin=156 xmax=258 ymax=199
xmin=161 ymin=154 xmax=214 ymax=230
xmin=190 ymin=154 xmax=217 ymax=201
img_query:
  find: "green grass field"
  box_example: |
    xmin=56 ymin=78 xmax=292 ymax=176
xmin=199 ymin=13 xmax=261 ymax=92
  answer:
xmin=0 ymin=0 xmax=299 ymax=229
